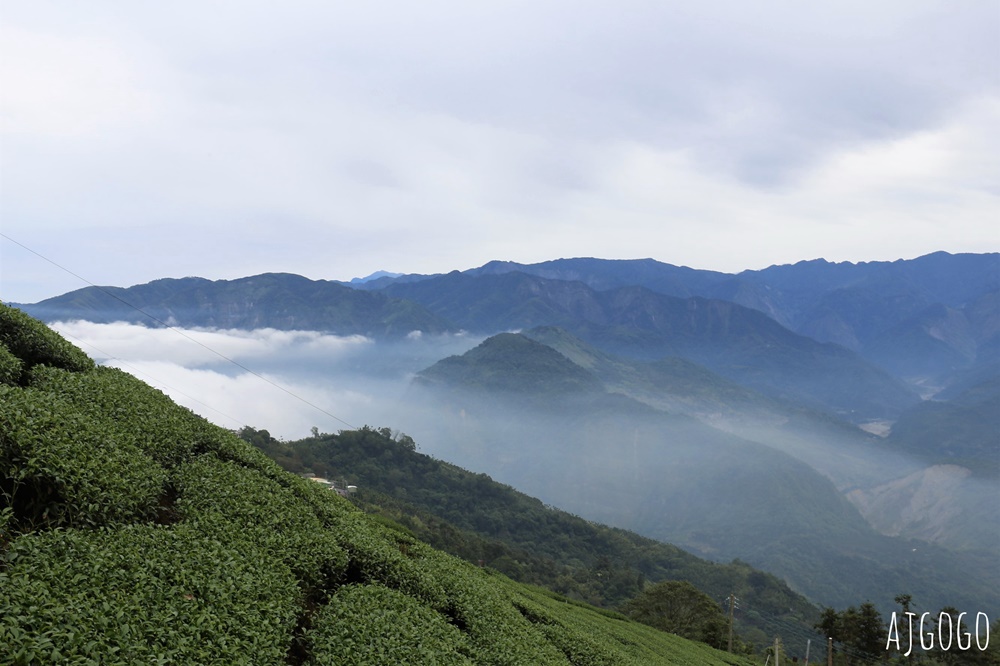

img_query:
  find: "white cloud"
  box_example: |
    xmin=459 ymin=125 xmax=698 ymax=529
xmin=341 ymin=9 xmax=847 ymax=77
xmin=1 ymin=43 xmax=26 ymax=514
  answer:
xmin=104 ymin=359 xmax=374 ymax=440
xmin=1 ymin=1 xmax=997 ymax=303
xmin=51 ymin=321 xmax=373 ymax=367
xmin=48 ymin=321 xmax=480 ymax=439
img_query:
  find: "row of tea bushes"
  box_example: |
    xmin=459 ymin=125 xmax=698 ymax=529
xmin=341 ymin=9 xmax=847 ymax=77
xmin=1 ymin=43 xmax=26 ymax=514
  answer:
xmin=1 ymin=523 xmax=300 ymax=664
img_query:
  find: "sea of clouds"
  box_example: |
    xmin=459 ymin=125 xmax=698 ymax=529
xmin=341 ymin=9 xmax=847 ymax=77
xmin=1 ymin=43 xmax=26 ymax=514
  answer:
xmin=51 ymin=321 xmax=482 ymax=441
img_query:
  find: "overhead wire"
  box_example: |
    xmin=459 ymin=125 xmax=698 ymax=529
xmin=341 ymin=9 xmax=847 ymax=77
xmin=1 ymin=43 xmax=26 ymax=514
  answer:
xmin=54 ymin=326 xmax=246 ymax=429
xmin=1 ymin=232 xmax=357 ymax=431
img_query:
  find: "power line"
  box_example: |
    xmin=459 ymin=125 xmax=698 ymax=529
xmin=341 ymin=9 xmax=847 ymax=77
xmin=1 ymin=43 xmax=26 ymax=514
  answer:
xmin=55 ymin=327 xmax=246 ymax=429
xmin=1 ymin=232 xmax=357 ymax=431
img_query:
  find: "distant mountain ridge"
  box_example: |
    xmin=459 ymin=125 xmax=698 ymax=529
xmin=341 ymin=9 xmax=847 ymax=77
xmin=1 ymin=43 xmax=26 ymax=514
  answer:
xmin=382 ymin=270 xmax=918 ymax=421
xmin=17 ymin=272 xmax=453 ymax=339
xmin=18 ymin=253 xmax=995 ymax=417
xmin=10 ymin=252 xmax=998 ymax=621
xmin=362 ymin=251 xmax=1000 ymax=387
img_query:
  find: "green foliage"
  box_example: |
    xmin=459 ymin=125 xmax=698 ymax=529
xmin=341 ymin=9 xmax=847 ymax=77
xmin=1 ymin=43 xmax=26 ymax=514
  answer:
xmin=0 ymin=343 xmax=22 ymax=386
xmin=0 ymin=303 xmax=94 ymax=378
xmin=622 ymin=580 xmax=729 ymax=649
xmin=172 ymin=454 xmax=349 ymax=593
xmin=0 ymin=384 xmax=166 ymax=531
xmin=513 ymin=586 xmax=755 ymax=666
xmin=307 ymin=584 xmax=478 ymax=665
xmin=0 ymin=524 xmax=300 ymax=665
xmin=815 ymin=601 xmax=886 ymax=663
xmin=28 ymin=364 xmax=266 ymax=469
xmin=259 ymin=425 xmax=821 ymax=647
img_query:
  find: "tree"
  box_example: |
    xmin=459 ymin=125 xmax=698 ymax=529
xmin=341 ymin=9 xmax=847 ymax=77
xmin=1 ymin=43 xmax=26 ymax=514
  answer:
xmin=816 ymin=602 xmax=885 ymax=665
xmin=852 ymin=602 xmax=886 ymax=660
xmin=622 ymin=580 xmax=728 ymax=649
xmin=816 ymin=606 xmax=840 ymax=642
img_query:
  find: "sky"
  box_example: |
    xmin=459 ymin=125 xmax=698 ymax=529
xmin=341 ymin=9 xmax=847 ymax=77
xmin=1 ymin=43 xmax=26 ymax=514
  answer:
xmin=2 ymin=1 xmax=999 ymax=304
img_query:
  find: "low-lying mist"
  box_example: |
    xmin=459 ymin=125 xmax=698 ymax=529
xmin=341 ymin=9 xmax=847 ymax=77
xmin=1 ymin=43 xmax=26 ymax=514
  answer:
xmin=51 ymin=321 xmax=483 ymax=440
xmin=50 ymin=320 xmax=998 ymax=614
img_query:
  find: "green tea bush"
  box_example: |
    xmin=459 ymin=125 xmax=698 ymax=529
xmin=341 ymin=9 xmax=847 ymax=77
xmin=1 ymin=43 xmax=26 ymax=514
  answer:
xmin=511 ymin=595 xmax=626 ymax=666
xmin=327 ymin=511 xmax=450 ymax=609
xmin=512 ymin=587 xmax=756 ymax=666
xmin=291 ymin=473 xmax=364 ymax=527
xmin=0 ymin=343 xmax=22 ymax=386
xmin=0 ymin=385 xmax=165 ymax=531
xmin=418 ymin=554 xmax=567 ymax=665
xmin=307 ymin=584 xmax=478 ymax=665
xmin=173 ymin=454 xmax=348 ymax=592
xmin=27 ymin=365 xmax=271 ymax=470
xmin=0 ymin=523 xmax=300 ymax=665
xmin=0 ymin=304 xmax=94 ymax=376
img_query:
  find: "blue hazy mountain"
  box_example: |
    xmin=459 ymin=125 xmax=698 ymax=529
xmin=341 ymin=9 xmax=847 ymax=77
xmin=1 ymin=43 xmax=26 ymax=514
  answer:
xmin=368 ymin=251 xmax=999 ymax=389
xmin=409 ymin=331 xmax=998 ymax=614
xmin=382 ymin=270 xmax=918 ymax=421
xmin=10 ymin=252 xmax=998 ymax=620
xmin=17 ymin=273 xmax=453 ymax=338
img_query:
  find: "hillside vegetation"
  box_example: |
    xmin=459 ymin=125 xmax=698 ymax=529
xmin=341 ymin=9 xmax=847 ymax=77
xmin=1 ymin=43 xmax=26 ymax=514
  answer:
xmin=245 ymin=425 xmax=822 ymax=651
xmin=0 ymin=302 xmax=755 ymax=665
xmin=406 ymin=333 xmax=1000 ymax=615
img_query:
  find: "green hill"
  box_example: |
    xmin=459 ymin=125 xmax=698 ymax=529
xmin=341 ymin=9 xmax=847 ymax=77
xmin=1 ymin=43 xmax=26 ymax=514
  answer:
xmin=246 ymin=425 xmax=823 ymax=652
xmin=406 ymin=332 xmax=1000 ymax=616
xmin=885 ymin=375 xmax=1000 ymax=475
xmin=0 ymin=302 xmax=756 ymax=665
xmin=382 ymin=271 xmax=919 ymax=421
xmin=416 ymin=332 xmax=604 ymax=397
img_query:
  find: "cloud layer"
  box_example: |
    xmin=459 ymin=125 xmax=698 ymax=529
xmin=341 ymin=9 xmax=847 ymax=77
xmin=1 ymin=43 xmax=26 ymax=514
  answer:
xmin=2 ymin=2 xmax=997 ymax=302
xmin=52 ymin=321 xmax=480 ymax=439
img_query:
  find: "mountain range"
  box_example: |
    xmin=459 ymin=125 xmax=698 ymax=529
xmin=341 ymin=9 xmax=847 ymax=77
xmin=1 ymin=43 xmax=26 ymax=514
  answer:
xmin=406 ymin=330 xmax=998 ymax=613
xmin=361 ymin=251 xmax=1000 ymax=388
xmin=10 ymin=251 xmax=999 ymax=616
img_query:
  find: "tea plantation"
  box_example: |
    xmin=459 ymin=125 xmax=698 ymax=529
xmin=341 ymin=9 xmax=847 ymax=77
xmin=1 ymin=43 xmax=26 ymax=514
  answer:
xmin=0 ymin=302 xmax=756 ymax=665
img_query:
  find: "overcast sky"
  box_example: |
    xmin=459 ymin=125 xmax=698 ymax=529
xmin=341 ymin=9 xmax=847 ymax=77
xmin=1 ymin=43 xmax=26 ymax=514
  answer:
xmin=2 ymin=1 xmax=998 ymax=303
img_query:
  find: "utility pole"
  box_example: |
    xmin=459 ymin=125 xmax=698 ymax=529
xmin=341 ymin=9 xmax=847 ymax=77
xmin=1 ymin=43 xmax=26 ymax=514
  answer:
xmin=804 ymin=638 xmax=811 ymax=665
xmin=773 ymin=636 xmax=782 ymax=666
xmin=827 ymin=636 xmax=833 ymax=666
xmin=727 ymin=593 xmax=736 ymax=652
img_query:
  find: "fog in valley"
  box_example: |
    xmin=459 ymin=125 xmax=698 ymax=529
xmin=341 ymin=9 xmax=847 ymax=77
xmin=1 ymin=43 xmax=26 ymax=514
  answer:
xmin=52 ymin=319 xmax=999 ymax=614
xmin=52 ymin=320 xmax=483 ymax=440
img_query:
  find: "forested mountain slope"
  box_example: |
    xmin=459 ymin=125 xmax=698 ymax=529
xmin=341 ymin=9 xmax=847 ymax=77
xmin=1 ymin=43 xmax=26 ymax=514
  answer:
xmin=244 ymin=424 xmax=823 ymax=650
xmin=0 ymin=303 xmax=754 ymax=665
xmin=383 ymin=271 xmax=918 ymax=421
xmin=407 ymin=332 xmax=1000 ymax=615
xmin=363 ymin=252 xmax=999 ymax=384
xmin=17 ymin=273 xmax=452 ymax=338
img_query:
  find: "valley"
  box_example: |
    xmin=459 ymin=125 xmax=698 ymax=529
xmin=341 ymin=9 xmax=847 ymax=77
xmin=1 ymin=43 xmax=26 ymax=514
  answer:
xmin=9 ymin=250 xmax=1000 ymax=648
